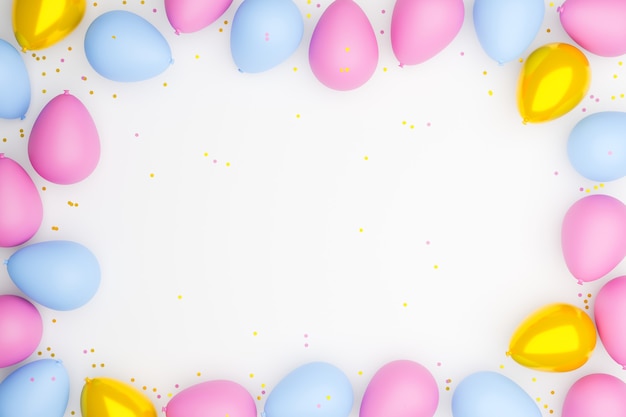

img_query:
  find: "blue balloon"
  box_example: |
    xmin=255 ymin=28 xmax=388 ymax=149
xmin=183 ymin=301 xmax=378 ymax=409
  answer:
xmin=7 ymin=240 xmax=101 ymax=311
xmin=263 ymin=362 xmax=353 ymax=417
xmin=0 ymin=39 xmax=30 ymax=119
xmin=452 ymin=372 xmax=541 ymax=417
xmin=230 ymin=0 xmax=303 ymax=73
xmin=568 ymin=111 xmax=626 ymax=182
xmin=84 ymin=10 xmax=172 ymax=82
xmin=0 ymin=359 xmax=69 ymax=417
xmin=473 ymin=0 xmax=544 ymax=64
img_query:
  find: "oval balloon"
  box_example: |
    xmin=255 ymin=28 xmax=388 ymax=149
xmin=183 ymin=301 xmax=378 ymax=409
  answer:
xmin=28 ymin=91 xmax=100 ymax=184
xmin=507 ymin=303 xmax=596 ymax=372
xmin=390 ymin=0 xmax=464 ymax=66
xmin=166 ymin=380 xmax=256 ymax=417
xmin=0 ymin=154 xmax=43 ymax=247
xmin=165 ymin=0 xmax=232 ymax=34
xmin=562 ymin=194 xmax=626 ymax=284
xmin=0 ymin=295 xmax=43 ymax=368
xmin=12 ymin=0 xmax=86 ymax=50
xmin=0 ymin=39 xmax=30 ymax=119
xmin=451 ymin=371 xmax=541 ymax=417
xmin=84 ymin=11 xmax=173 ymax=82
xmin=231 ymin=0 xmax=304 ymax=73
xmin=360 ymin=360 xmax=438 ymax=417
xmin=560 ymin=0 xmax=626 ymax=57
xmin=309 ymin=0 xmax=378 ymax=91
xmin=562 ymin=374 xmax=626 ymax=417
xmin=7 ymin=240 xmax=101 ymax=311
xmin=594 ymin=276 xmax=626 ymax=368
xmin=81 ymin=377 xmax=156 ymax=417
xmin=0 ymin=359 xmax=69 ymax=417
xmin=473 ymin=0 xmax=544 ymax=64
xmin=517 ymin=43 xmax=590 ymax=123
xmin=264 ymin=362 xmax=353 ymax=417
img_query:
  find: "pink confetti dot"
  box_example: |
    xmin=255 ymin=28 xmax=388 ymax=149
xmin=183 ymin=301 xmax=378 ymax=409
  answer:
xmin=426 ymin=241 xmax=431 ymax=245
xmin=304 ymin=343 xmax=309 ymax=348
xmin=213 ymin=159 xmax=217 ymax=164
xmin=30 ymin=378 xmax=35 ymax=382
xmin=317 ymin=404 xmax=321 ymax=408
xmin=134 ymin=133 xmax=139 ymax=137
xmin=51 ymin=376 xmax=56 ymax=381
xmin=83 ymin=350 xmax=88 ymax=354
xmin=609 ymin=150 xmax=613 ymax=155
xmin=590 ymin=95 xmax=594 ymax=99
xmin=426 ymin=122 xmax=431 ymax=127
xmin=582 ymin=108 xmax=587 ymax=112
xmin=304 ymin=334 xmax=308 ymax=338
xmin=60 ymin=58 xmax=65 ymax=63
xmin=153 ymin=8 xmax=157 ymax=12
xmin=175 ymin=384 xmax=180 ymax=388
xmin=380 ymin=30 xmax=384 ymax=34
xmin=261 ymin=390 xmax=266 ymax=395
xmin=437 ymin=362 xmax=441 ymax=366
xmin=157 ymin=395 xmax=161 ymax=399
xmin=579 ymin=187 xmax=584 ymax=192
xmin=381 ymin=9 xmax=385 ymax=13
xmin=554 ymin=171 xmax=559 ymax=176
xmin=317 ymin=3 xmax=321 ymax=7
xmin=460 ymin=51 xmax=465 ymax=56
xmin=595 ymin=98 xmax=600 ymax=102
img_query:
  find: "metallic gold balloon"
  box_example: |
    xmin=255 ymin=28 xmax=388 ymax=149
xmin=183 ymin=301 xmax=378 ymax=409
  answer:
xmin=12 ymin=0 xmax=86 ymax=51
xmin=507 ymin=303 xmax=596 ymax=372
xmin=517 ymin=43 xmax=590 ymax=124
xmin=81 ymin=377 xmax=157 ymax=417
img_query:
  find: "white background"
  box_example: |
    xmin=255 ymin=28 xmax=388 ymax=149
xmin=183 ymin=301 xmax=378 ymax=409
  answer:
xmin=1 ymin=1 xmax=626 ymax=416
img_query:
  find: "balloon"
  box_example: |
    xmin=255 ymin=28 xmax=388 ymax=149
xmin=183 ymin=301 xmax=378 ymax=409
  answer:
xmin=81 ymin=377 xmax=156 ymax=417
xmin=594 ymin=276 xmax=626 ymax=368
xmin=451 ymin=371 xmax=541 ymax=417
xmin=0 ymin=39 xmax=30 ymax=119
xmin=165 ymin=380 xmax=256 ymax=417
xmin=562 ymin=374 xmax=626 ymax=417
xmin=517 ymin=43 xmax=590 ymax=123
xmin=0 ymin=359 xmax=69 ymax=417
xmin=12 ymin=0 xmax=86 ymax=50
xmin=28 ymin=91 xmax=100 ymax=184
xmin=360 ymin=360 xmax=438 ymax=417
xmin=7 ymin=240 xmax=101 ymax=311
xmin=230 ymin=0 xmax=304 ymax=73
xmin=84 ymin=11 xmax=173 ymax=82
xmin=390 ymin=0 xmax=464 ymax=66
xmin=507 ymin=303 xmax=596 ymax=372
xmin=0 ymin=295 xmax=42 ymax=368
xmin=264 ymin=362 xmax=353 ymax=417
xmin=309 ymin=0 xmax=378 ymax=91
xmin=560 ymin=0 xmax=626 ymax=57
xmin=562 ymin=194 xmax=626 ymax=284
xmin=0 ymin=154 xmax=43 ymax=247
xmin=473 ymin=0 xmax=544 ymax=64
xmin=165 ymin=0 xmax=232 ymax=34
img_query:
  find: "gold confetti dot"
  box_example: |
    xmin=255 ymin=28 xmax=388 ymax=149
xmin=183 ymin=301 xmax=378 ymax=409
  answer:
xmin=112 ymin=94 xmax=117 ymax=98
xmin=402 ymin=121 xmax=407 ymax=125
xmin=488 ymin=90 xmax=493 ymax=96
xmin=306 ymin=13 xmax=311 ymax=18
xmin=549 ymin=1 xmax=554 ymax=6
xmin=345 ymin=47 xmax=350 ymax=52
xmin=249 ymin=373 xmax=254 ymax=378
xmin=403 ymin=302 xmax=407 ymax=307
xmin=296 ymin=114 xmax=301 ymax=118
xmin=550 ymin=390 xmax=555 ymax=395
xmin=410 ymin=124 xmax=414 ymax=129
xmin=358 ymin=371 xmax=363 ymax=376
xmin=546 ymin=28 xmax=551 ymax=33
xmin=364 ymin=156 xmax=368 ymax=160
xmin=142 ymin=386 xmax=147 ymax=391
xmin=223 ymin=20 xmax=228 ymax=25
xmin=93 ymin=2 xmax=97 ymax=5
xmin=130 ymin=378 xmax=135 ymax=382
xmin=536 ymin=397 xmax=541 ymax=402
xmin=359 ymin=228 xmax=363 ymax=233
xmin=2 ymin=138 xmax=6 ymax=142
xmin=100 ymin=363 xmax=105 ymax=367
xmin=177 ymin=295 xmax=183 ymax=300
xmin=434 ymin=265 xmax=438 ymax=269
xmin=614 ymin=74 xmax=618 ymax=79
xmin=42 ymin=72 xmax=46 ymax=76
xmin=197 ymin=372 xmax=202 ymax=377
xmin=55 ymin=68 xmax=60 ymax=73
xmin=42 ymin=89 xmax=47 ymax=94
xmin=253 ymin=331 xmax=258 ymax=336
xmin=445 ymin=387 xmax=450 ymax=391
xmin=51 ymin=226 xmax=59 ymax=231
xmin=261 ymin=383 xmax=266 ymax=388
xmin=619 ymin=61 xmax=623 ymax=66
xmin=383 ymin=67 xmax=387 ymax=72
xmin=89 ymin=90 xmax=94 ymax=95
xmin=483 ymin=70 xmax=487 ymax=75
xmin=167 ymin=393 xmax=173 ymax=397
xmin=163 ymin=82 xmax=168 ymax=87
xmin=293 ymin=67 xmax=298 ymax=72
xmin=219 ymin=28 xmax=223 ymax=32
xmin=532 ymin=377 xmax=537 ymax=382
xmin=152 ymin=388 xmax=157 ymax=392
xmin=225 ymin=162 xmax=231 ymax=167
xmin=52 ymin=319 xmax=57 ymax=323
xmin=150 ymin=173 xmax=155 ymax=178
xmin=204 ymin=152 xmax=208 ymax=157
xmin=92 ymin=364 xmax=96 ymax=368
xmin=38 ymin=351 xmax=42 ymax=356
xmin=500 ymin=364 xmax=505 ymax=369
xmin=326 ymin=395 xmax=331 ymax=400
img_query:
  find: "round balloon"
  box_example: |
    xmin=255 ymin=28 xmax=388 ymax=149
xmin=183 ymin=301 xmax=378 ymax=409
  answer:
xmin=562 ymin=374 xmax=626 ymax=417
xmin=0 ymin=39 xmax=30 ymax=119
xmin=0 ymin=295 xmax=43 ymax=368
xmin=81 ymin=377 xmax=156 ymax=417
xmin=166 ymin=380 xmax=256 ymax=417
xmin=594 ymin=276 xmax=626 ymax=368
xmin=165 ymin=0 xmax=232 ymax=34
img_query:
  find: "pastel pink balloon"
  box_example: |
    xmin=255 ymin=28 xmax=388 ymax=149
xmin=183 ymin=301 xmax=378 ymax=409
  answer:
xmin=0 ymin=295 xmax=43 ymax=368
xmin=28 ymin=91 xmax=100 ymax=185
xmin=0 ymin=154 xmax=43 ymax=247
xmin=360 ymin=360 xmax=438 ymax=417
xmin=562 ymin=373 xmax=626 ymax=417
xmin=560 ymin=0 xmax=626 ymax=57
xmin=391 ymin=0 xmax=464 ymax=66
xmin=165 ymin=380 xmax=256 ymax=417
xmin=309 ymin=0 xmax=378 ymax=91
xmin=165 ymin=0 xmax=233 ymax=34
xmin=594 ymin=276 xmax=626 ymax=368
xmin=561 ymin=194 xmax=626 ymax=284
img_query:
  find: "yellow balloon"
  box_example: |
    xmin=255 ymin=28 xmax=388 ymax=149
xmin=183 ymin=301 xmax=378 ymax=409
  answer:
xmin=12 ymin=0 xmax=86 ymax=51
xmin=81 ymin=377 xmax=157 ymax=417
xmin=517 ymin=43 xmax=590 ymax=124
xmin=507 ymin=303 xmax=596 ymax=372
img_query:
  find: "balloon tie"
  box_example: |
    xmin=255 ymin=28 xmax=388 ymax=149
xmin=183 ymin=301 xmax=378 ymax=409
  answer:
xmin=0 ymin=153 xmax=4 ymax=159
xmin=85 ymin=377 xmax=92 ymax=384
xmin=577 ymin=279 xmax=583 ymax=285
xmin=64 ymin=90 xmax=70 ymax=95
xmin=20 ymin=114 xmax=26 ymax=120
xmin=398 ymin=63 xmax=404 ymax=68
xmin=556 ymin=6 xmax=563 ymax=14
xmin=174 ymin=29 xmax=180 ymax=36
xmin=3 ymin=259 xmax=7 ymax=265
xmin=522 ymin=118 xmax=528 ymax=125
xmin=162 ymin=406 xmax=167 ymax=412
xmin=505 ymin=351 xmax=512 ymax=357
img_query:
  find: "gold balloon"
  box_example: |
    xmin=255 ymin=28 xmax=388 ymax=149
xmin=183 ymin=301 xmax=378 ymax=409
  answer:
xmin=507 ymin=303 xmax=596 ymax=372
xmin=517 ymin=43 xmax=590 ymax=124
xmin=12 ymin=0 xmax=86 ymax=51
xmin=81 ymin=377 xmax=157 ymax=417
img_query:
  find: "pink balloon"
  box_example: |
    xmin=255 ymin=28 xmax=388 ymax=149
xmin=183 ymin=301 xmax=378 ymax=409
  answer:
xmin=360 ymin=360 xmax=438 ymax=417
xmin=165 ymin=0 xmax=233 ymax=34
xmin=561 ymin=194 xmax=626 ymax=284
xmin=28 ymin=91 xmax=100 ymax=185
xmin=594 ymin=276 xmax=626 ymax=368
xmin=165 ymin=380 xmax=256 ymax=417
xmin=0 ymin=295 xmax=43 ymax=368
xmin=391 ymin=0 xmax=464 ymax=66
xmin=309 ymin=0 xmax=378 ymax=91
xmin=0 ymin=154 xmax=43 ymax=247
xmin=559 ymin=0 xmax=626 ymax=57
xmin=562 ymin=373 xmax=626 ymax=417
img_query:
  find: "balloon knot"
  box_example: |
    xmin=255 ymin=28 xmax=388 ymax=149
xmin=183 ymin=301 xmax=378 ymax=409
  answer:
xmin=170 ymin=58 xmax=175 ymax=66
xmin=522 ymin=118 xmax=528 ymax=125
xmin=556 ymin=6 xmax=563 ymax=14
xmin=162 ymin=406 xmax=167 ymax=412
xmin=505 ymin=351 xmax=512 ymax=357
xmin=238 ymin=68 xmax=244 ymax=73
xmin=20 ymin=114 xmax=26 ymax=120
xmin=398 ymin=63 xmax=404 ymax=68
xmin=20 ymin=46 xmax=27 ymax=53
xmin=174 ymin=29 xmax=181 ymax=35
xmin=0 ymin=153 xmax=4 ymax=158
xmin=85 ymin=377 xmax=92 ymax=384
xmin=64 ymin=90 xmax=70 ymax=95
xmin=3 ymin=259 xmax=8 ymax=265
xmin=577 ymin=279 xmax=583 ymax=285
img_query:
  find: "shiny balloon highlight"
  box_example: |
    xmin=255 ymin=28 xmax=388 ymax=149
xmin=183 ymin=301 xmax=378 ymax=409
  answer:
xmin=0 ymin=39 xmax=30 ymax=119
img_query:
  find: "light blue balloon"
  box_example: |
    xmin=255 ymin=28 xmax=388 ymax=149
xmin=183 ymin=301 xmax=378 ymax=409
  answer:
xmin=7 ymin=240 xmax=101 ymax=311
xmin=473 ymin=0 xmax=544 ymax=64
xmin=84 ymin=10 xmax=172 ymax=82
xmin=452 ymin=371 xmax=541 ymax=417
xmin=0 ymin=39 xmax=30 ymax=119
xmin=230 ymin=0 xmax=303 ymax=73
xmin=568 ymin=111 xmax=626 ymax=182
xmin=263 ymin=362 xmax=353 ymax=417
xmin=0 ymin=359 xmax=69 ymax=417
